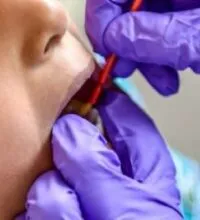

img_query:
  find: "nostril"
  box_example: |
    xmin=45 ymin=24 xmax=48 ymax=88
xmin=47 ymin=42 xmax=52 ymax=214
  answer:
xmin=44 ymin=34 xmax=62 ymax=54
xmin=42 ymin=3 xmax=67 ymax=54
xmin=22 ymin=0 xmax=68 ymax=65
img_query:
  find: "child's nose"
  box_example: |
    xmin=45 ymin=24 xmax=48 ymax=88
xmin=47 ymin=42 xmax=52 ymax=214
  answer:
xmin=44 ymin=1 xmax=67 ymax=40
xmin=23 ymin=0 xmax=68 ymax=65
xmin=42 ymin=1 xmax=68 ymax=54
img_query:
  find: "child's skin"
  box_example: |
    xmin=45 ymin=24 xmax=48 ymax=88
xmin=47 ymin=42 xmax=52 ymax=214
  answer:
xmin=0 ymin=0 xmax=95 ymax=219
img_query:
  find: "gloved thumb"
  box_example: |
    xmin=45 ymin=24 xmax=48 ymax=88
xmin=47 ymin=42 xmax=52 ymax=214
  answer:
xmin=52 ymin=114 xmax=121 ymax=186
xmin=105 ymin=9 xmax=200 ymax=73
xmin=52 ymin=115 xmax=138 ymax=220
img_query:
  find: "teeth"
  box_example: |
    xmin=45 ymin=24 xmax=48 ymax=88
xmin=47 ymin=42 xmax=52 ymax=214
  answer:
xmin=85 ymin=108 xmax=104 ymax=133
xmin=64 ymin=100 xmax=104 ymax=133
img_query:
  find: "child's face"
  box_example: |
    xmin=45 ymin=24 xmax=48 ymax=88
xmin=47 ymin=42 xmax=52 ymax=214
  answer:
xmin=0 ymin=0 xmax=95 ymax=218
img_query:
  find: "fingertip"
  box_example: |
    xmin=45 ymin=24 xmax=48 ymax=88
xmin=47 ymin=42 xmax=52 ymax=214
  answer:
xmin=139 ymin=64 xmax=180 ymax=96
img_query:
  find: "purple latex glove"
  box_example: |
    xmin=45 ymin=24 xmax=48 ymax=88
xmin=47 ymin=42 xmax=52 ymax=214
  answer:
xmin=16 ymin=171 xmax=83 ymax=220
xmin=86 ymin=0 xmax=200 ymax=95
xmin=18 ymin=92 xmax=182 ymax=219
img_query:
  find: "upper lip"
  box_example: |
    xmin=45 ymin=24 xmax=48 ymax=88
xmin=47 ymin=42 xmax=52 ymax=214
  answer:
xmin=59 ymin=60 xmax=98 ymax=116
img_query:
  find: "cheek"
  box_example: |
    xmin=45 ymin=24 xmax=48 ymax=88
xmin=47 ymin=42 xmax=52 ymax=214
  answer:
xmin=0 ymin=80 xmax=52 ymax=217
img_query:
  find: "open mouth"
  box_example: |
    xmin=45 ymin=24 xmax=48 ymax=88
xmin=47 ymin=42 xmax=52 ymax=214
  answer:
xmin=60 ymin=64 xmax=102 ymax=123
xmin=60 ymin=52 xmax=122 ymax=127
xmin=59 ymin=60 xmax=116 ymax=129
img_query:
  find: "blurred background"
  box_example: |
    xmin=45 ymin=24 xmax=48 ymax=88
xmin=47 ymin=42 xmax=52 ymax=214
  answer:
xmin=62 ymin=0 xmax=200 ymax=161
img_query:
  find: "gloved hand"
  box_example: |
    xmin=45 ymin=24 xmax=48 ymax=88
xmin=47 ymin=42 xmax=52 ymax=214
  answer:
xmin=86 ymin=0 xmax=200 ymax=95
xmin=16 ymin=92 xmax=183 ymax=220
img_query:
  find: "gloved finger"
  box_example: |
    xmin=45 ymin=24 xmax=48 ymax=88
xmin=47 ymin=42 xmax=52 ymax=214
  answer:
xmin=138 ymin=64 xmax=180 ymax=96
xmin=85 ymin=0 xmax=125 ymax=56
xmin=85 ymin=0 xmax=173 ymax=56
xmin=112 ymin=59 xmax=180 ymax=96
xmin=104 ymin=9 xmax=200 ymax=73
xmin=112 ymin=58 xmax=137 ymax=78
xmin=52 ymin=114 xmax=122 ymax=187
xmin=25 ymin=171 xmax=83 ymax=220
xmin=52 ymin=114 xmax=140 ymax=220
xmin=98 ymin=92 xmax=177 ymax=189
xmin=52 ymin=115 xmax=182 ymax=220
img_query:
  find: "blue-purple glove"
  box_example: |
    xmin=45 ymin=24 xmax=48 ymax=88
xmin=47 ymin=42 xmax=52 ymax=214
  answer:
xmin=16 ymin=92 xmax=183 ymax=219
xmin=86 ymin=0 xmax=200 ymax=95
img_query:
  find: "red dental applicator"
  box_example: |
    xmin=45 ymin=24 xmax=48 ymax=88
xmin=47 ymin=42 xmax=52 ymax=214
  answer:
xmin=80 ymin=0 xmax=143 ymax=116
